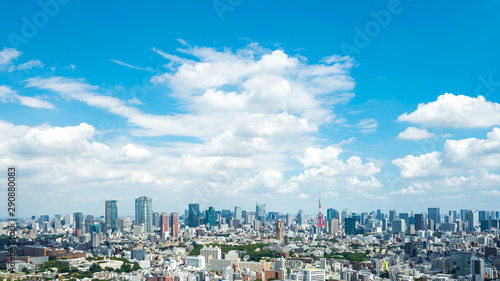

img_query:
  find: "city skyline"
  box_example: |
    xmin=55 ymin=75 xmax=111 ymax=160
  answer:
xmin=1 ymin=1 xmax=500 ymax=216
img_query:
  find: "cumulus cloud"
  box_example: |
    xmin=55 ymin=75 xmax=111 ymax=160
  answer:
xmin=392 ymin=151 xmax=442 ymax=178
xmin=397 ymin=127 xmax=435 ymax=140
xmin=398 ymin=93 xmax=500 ymax=128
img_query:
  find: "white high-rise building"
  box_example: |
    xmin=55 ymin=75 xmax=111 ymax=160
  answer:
xmin=471 ymin=257 xmax=485 ymax=281
xmin=392 ymin=219 xmax=406 ymax=233
xmin=468 ymin=210 xmax=480 ymax=232
xmin=303 ymin=269 xmax=325 ymax=281
xmin=200 ymin=246 xmax=221 ymax=264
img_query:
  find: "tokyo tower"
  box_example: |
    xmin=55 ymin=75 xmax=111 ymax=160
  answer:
xmin=317 ymin=194 xmax=324 ymax=227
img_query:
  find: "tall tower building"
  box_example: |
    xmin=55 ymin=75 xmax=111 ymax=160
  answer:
xmin=389 ymin=210 xmax=397 ymax=223
xmin=105 ymin=200 xmax=118 ymax=232
xmin=298 ymin=210 xmax=305 ymax=226
xmin=188 ymin=203 xmax=200 ymax=227
xmin=414 ymin=213 xmax=425 ymax=231
xmin=256 ymin=203 xmax=266 ymax=223
xmin=170 ymin=212 xmax=179 ymax=238
xmin=160 ymin=212 xmax=169 ymax=233
xmin=317 ymin=195 xmax=324 ymax=228
xmin=468 ymin=210 xmax=480 ymax=232
xmin=73 ymin=212 xmax=83 ymax=236
xmin=275 ymin=220 xmax=285 ymax=240
xmin=205 ymin=207 xmax=216 ymax=226
xmin=345 ymin=217 xmax=356 ymax=235
xmin=135 ymin=196 xmax=153 ymax=232
xmin=54 ymin=214 xmax=61 ymax=232
xmin=471 ymin=257 xmax=485 ymax=281
xmin=234 ymin=206 xmax=242 ymax=220
xmin=428 ymin=207 xmax=440 ymax=225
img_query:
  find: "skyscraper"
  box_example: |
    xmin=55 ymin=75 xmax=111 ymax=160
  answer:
xmin=389 ymin=210 xmax=397 ymax=223
xmin=298 ymin=210 xmax=305 ymax=226
xmin=414 ymin=213 xmax=425 ymax=231
xmin=345 ymin=217 xmax=356 ymax=235
xmin=74 ymin=212 xmax=83 ymax=236
xmin=471 ymin=257 xmax=485 ymax=281
xmin=205 ymin=207 xmax=216 ymax=226
xmin=160 ymin=212 xmax=169 ymax=233
xmin=428 ymin=207 xmax=440 ymax=225
xmin=234 ymin=206 xmax=242 ymax=220
xmin=135 ymin=196 xmax=153 ymax=232
xmin=105 ymin=200 xmax=118 ymax=232
xmin=170 ymin=212 xmax=179 ymax=238
xmin=54 ymin=214 xmax=61 ymax=232
xmin=188 ymin=203 xmax=200 ymax=227
xmin=468 ymin=210 xmax=479 ymax=232
xmin=275 ymin=220 xmax=285 ymax=240
xmin=256 ymin=203 xmax=266 ymax=223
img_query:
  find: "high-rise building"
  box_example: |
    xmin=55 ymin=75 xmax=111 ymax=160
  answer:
xmin=414 ymin=213 xmax=425 ymax=231
xmin=468 ymin=210 xmax=480 ymax=232
xmin=54 ymin=214 xmax=61 ymax=231
xmin=153 ymin=212 xmax=160 ymax=227
xmin=286 ymin=213 xmax=293 ymax=226
xmin=326 ymin=208 xmax=339 ymax=221
xmin=275 ymin=220 xmax=285 ymax=240
xmin=399 ymin=212 xmax=410 ymax=225
xmin=392 ymin=219 xmax=406 ymax=233
xmin=256 ymin=203 xmax=266 ymax=223
xmin=188 ymin=203 xmax=200 ymax=227
xmin=205 ymin=207 xmax=216 ymax=227
xmin=376 ymin=209 xmax=383 ymax=220
xmin=65 ymin=214 xmax=73 ymax=226
xmin=428 ymin=207 xmax=440 ymax=225
xmin=449 ymin=210 xmax=457 ymax=222
xmin=234 ymin=206 xmax=242 ymax=220
xmin=85 ymin=215 xmax=94 ymax=235
xmin=170 ymin=212 xmax=179 ymax=238
xmin=105 ymin=200 xmax=118 ymax=232
xmin=135 ymin=196 xmax=153 ymax=232
xmin=471 ymin=257 xmax=485 ymax=281
xmin=200 ymin=245 xmax=221 ymax=264
xmin=329 ymin=218 xmax=339 ymax=235
xmin=73 ymin=212 xmax=83 ymax=236
xmin=389 ymin=210 xmax=397 ymax=224
xmin=461 ymin=209 xmax=469 ymax=222
xmin=298 ymin=210 xmax=305 ymax=226
xmin=160 ymin=212 xmax=169 ymax=233
xmin=345 ymin=217 xmax=356 ymax=235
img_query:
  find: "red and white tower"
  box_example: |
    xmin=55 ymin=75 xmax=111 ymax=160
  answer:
xmin=317 ymin=194 xmax=325 ymax=227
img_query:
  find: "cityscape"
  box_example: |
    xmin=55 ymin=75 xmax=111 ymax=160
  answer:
xmin=0 ymin=196 xmax=499 ymax=280
xmin=2 ymin=0 xmax=500 ymax=281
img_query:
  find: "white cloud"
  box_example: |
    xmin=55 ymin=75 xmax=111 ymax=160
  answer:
xmin=392 ymin=151 xmax=442 ymax=178
xmin=398 ymin=93 xmax=500 ymax=128
xmin=397 ymin=127 xmax=435 ymax=140
xmin=357 ymin=118 xmax=378 ymax=133
xmin=0 ymin=85 xmax=54 ymax=109
xmin=481 ymin=190 xmax=500 ymax=196
xmin=16 ymin=59 xmax=44 ymax=71
xmin=0 ymin=47 xmax=21 ymax=69
xmin=390 ymin=185 xmax=424 ymax=195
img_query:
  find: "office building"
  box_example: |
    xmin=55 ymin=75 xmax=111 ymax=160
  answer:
xmin=428 ymin=207 xmax=440 ymax=225
xmin=345 ymin=217 xmax=356 ymax=235
xmin=135 ymin=196 xmax=153 ymax=232
xmin=74 ymin=212 xmax=83 ymax=236
xmin=471 ymin=257 xmax=485 ymax=281
xmin=256 ymin=203 xmax=266 ymax=223
xmin=188 ymin=203 xmax=200 ymax=227
xmin=392 ymin=219 xmax=406 ymax=233
xmin=105 ymin=200 xmax=118 ymax=232
xmin=414 ymin=213 xmax=425 ymax=231
xmin=468 ymin=210 xmax=480 ymax=232
xmin=54 ymin=215 xmax=61 ymax=231
xmin=234 ymin=206 xmax=242 ymax=220
xmin=205 ymin=207 xmax=216 ymax=227
xmin=298 ymin=210 xmax=305 ymax=226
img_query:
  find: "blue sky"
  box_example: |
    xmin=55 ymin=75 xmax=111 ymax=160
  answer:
xmin=1 ymin=0 xmax=500 ymax=217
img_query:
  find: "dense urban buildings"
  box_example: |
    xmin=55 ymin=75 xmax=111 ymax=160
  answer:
xmin=1 ymin=199 xmax=500 ymax=281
